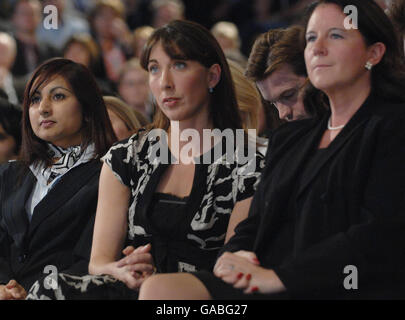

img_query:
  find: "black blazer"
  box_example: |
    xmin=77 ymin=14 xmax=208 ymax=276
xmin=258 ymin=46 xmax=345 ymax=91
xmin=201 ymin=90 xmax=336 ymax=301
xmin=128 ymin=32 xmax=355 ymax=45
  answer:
xmin=0 ymin=160 xmax=101 ymax=291
xmin=222 ymin=95 xmax=405 ymax=299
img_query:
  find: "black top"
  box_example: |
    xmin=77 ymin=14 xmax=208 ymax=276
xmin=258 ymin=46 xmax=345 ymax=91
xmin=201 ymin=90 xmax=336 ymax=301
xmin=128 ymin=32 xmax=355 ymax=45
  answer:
xmin=102 ymin=129 xmax=266 ymax=273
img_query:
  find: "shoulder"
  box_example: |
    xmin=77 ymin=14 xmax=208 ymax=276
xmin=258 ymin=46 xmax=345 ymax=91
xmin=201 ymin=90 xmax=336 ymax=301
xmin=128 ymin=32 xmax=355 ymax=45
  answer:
xmin=0 ymin=160 xmax=24 ymax=176
xmin=369 ymin=100 xmax=405 ymax=119
xmin=269 ymin=117 xmax=321 ymax=153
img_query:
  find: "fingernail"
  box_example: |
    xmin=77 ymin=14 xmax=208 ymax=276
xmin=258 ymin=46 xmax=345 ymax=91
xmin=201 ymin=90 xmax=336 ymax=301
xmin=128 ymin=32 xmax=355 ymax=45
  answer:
xmin=253 ymin=258 xmax=260 ymax=264
xmin=237 ymin=272 xmax=244 ymax=279
xmin=246 ymin=274 xmax=252 ymax=281
xmin=251 ymin=286 xmax=259 ymax=293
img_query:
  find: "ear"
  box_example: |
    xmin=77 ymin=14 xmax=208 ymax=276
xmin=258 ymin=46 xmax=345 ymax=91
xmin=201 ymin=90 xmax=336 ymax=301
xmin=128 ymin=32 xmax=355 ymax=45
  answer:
xmin=207 ymin=64 xmax=221 ymax=90
xmin=367 ymin=42 xmax=386 ymax=66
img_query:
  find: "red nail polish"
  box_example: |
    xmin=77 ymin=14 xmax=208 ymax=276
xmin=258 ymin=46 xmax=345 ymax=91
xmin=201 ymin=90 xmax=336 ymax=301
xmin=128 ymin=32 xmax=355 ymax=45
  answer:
xmin=253 ymin=258 xmax=260 ymax=264
xmin=237 ymin=272 xmax=244 ymax=279
xmin=246 ymin=274 xmax=252 ymax=281
xmin=251 ymin=286 xmax=259 ymax=293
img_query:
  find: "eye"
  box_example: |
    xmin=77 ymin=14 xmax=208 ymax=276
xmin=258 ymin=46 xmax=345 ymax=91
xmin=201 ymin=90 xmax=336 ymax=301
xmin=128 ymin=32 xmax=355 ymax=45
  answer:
xmin=281 ymin=89 xmax=298 ymax=100
xmin=306 ymin=34 xmax=316 ymax=42
xmin=53 ymin=93 xmax=66 ymax=101
xmin=148 ymin=64 xmax=159 ymax=74
xmin=30 ymin=95 xmax=41 ymax=105
xmin=173 ymin=61 xmax=186 ymax=70
xmin=330 ymin=33 xmax=343 ymax=39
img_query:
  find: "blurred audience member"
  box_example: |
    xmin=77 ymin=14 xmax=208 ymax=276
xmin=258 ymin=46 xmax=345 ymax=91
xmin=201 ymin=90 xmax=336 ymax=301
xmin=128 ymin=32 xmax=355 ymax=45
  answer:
xmin=0 ymin=98 xmax=22 ymax=164
xmin=150 ymin=0 xmax=185 ymax=28
xmin=63 ymin=33 xmax=112 ymax=93
xmin=36 ymin=0 xmax=90 ymax=53
xmin=117 ymin=58 xmax=153 ymax=121
xmin=227 ymin=59 xmax=261 ymax=133
xmin=132 ymin=25 xmax=154 ymax=59
xmin=11 ymin=0 xmax=55 ymax=78
xmin=211 ymin=21 xmax=247 ymax=68
xmin=104 ymin=95 xmax=147 ymax=140
xmin=89 ymin=0 xmax=132 ymax=84
xmin=0 ymin=32 xmax=20 ymax=105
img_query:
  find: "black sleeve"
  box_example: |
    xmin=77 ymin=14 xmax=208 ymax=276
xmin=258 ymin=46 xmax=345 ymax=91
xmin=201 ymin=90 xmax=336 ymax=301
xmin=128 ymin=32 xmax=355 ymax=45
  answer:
xmin=0 ymin=165 xmax=13 ymax=284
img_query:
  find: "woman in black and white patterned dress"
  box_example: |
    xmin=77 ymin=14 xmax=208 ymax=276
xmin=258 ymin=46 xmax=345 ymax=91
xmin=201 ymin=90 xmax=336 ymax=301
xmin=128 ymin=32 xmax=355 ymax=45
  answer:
xmin=26 ymin=20 xmax=266 ymax=300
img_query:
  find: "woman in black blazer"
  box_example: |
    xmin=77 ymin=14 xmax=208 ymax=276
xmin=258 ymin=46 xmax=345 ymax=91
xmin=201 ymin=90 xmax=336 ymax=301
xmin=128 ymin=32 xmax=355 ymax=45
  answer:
xmin=138 ymin=0 xmax=405 ymax=299
xmin=0 ymin=58 xmax=116 ymax=299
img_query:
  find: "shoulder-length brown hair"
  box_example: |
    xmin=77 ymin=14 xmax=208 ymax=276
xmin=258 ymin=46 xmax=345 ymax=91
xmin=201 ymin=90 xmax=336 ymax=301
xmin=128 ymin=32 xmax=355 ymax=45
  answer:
xmin=139 ymin=19 xmax=242 ymax=132
xmin=20 ymin=58 xmax=117 ymax=167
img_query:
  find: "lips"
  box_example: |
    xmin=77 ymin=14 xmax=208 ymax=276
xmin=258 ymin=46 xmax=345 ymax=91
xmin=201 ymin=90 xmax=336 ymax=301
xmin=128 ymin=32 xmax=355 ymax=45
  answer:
xmin=162 ymin=97 xmax=180 ymax=107
xmin=313 ymin=64 xmax=331 ymax=70
xmin=40 ymin=120 xmax=56 ymax=128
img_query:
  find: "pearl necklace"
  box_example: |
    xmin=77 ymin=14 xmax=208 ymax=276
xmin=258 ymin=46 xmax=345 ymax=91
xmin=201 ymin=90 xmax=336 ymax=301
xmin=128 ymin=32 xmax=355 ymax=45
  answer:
xmin=327 ymin=116 xmax=345 ymax=130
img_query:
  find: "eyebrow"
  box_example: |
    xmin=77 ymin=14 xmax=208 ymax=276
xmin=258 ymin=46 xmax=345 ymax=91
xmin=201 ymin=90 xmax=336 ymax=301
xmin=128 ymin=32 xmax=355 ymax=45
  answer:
xmin=148 ymin=59 xmax=158 ymax=65
xmin=306 ymin=27 xmax=347 ymax=35
xmin=32 ymin=86 xmax=73 ymax=95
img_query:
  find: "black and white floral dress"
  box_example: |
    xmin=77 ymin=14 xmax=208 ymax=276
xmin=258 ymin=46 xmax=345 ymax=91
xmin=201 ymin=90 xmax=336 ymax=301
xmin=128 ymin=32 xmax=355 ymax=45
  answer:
xmin=27 ymin=129 xmax=266 ymax=299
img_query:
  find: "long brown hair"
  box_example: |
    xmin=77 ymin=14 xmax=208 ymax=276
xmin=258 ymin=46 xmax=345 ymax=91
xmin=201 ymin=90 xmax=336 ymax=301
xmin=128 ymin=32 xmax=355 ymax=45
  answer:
xmin=20 ymin=58 xmax=117 ymax=167
xmin=140 ymin=19 xmax=243 ymax=132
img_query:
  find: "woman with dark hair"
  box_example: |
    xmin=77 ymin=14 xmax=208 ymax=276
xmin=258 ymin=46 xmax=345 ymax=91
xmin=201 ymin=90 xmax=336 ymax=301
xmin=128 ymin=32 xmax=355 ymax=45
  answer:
xmin=27 ymin=20 xmax=265 ymax=300
xmin=0 ymin=58 xmax=116 ymax=300
xmin=139 ymin=0 xmax=405 ymax=300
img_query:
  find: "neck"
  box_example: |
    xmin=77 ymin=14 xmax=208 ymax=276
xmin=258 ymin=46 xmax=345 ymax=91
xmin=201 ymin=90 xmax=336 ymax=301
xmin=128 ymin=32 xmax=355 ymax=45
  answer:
xmin=325 ymin=80 xmax=371 ymax=127
xmin=15 ymin=30 xmax=37 ymax=43
xmin=168 ymin=117 xmax=214 ymax=162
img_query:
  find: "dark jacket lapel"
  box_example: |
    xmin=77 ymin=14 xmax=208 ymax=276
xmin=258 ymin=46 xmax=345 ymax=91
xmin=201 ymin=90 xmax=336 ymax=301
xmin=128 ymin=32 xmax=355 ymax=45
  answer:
xmin=27 ymin=160 xmax=101 ymax=237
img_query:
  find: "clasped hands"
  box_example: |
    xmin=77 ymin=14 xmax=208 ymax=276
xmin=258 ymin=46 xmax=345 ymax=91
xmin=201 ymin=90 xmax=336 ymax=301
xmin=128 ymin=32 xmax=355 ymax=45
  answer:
xmin=113 ymin=243 xmax=156 ymax=290
xmin=213 ymin=250 xmax=286 ymax=295
xmin=0 ymin=280 xmax=27 ymax=300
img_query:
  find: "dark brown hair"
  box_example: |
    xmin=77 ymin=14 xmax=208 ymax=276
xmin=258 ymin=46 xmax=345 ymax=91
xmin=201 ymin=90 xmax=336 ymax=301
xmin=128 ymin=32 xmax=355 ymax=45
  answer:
xmin=140 ymin=19 xmax=242 ymax=132
xmin=245 ymin=25 xmax=327 ymax=121
xmin=303 ymin=0 xmax=405 ymax=103
xmin=20 ymin=58 xmax=117 ymax=166
xmin=245 ymin=25 xmax=307 ymax=81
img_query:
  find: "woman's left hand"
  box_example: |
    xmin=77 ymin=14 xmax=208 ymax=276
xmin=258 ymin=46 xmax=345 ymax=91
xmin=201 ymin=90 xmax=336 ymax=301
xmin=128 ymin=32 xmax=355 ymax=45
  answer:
xmin=214 ymin=251 xmax=286 ymax=294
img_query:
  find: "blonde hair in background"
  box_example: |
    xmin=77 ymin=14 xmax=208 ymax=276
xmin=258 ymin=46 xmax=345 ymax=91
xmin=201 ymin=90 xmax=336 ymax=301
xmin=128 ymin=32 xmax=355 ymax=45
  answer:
xmin=0 ymin=32 xmax=17 ymax=68
xmin=103 ymin=96 xmax=148 ymax=132
xmin=211 ymin=21 xmax=241 ymax=50
xmin=228 ymin=59 xmax=261 ymax=132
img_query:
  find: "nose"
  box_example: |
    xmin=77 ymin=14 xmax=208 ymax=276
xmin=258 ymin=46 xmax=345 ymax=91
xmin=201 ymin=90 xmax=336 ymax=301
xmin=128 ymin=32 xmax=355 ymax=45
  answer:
xmin=38 ymin=96 xmax=51 ymax=116
xmin=160 ymin=68 xmax=174 ymax=91
xmin=312 ymin=37 xmax=327 ymax=56
xmin=277 ymin=104 xmax=292 ymax=121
